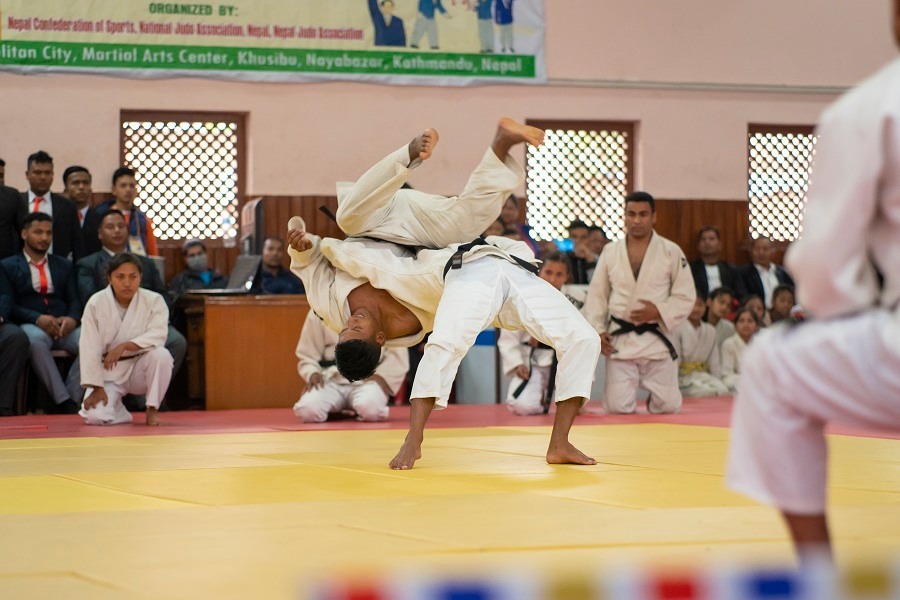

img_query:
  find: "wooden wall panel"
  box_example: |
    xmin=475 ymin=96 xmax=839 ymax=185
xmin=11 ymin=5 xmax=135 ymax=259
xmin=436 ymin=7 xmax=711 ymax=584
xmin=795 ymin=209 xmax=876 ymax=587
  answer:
xmin=652 ymin=199 xmax=751 ymax=265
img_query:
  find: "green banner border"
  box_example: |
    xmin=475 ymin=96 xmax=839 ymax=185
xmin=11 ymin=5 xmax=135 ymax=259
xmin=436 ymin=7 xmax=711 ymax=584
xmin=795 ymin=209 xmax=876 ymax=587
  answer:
xmin=0 ymin=40 xmax=536 ymax=78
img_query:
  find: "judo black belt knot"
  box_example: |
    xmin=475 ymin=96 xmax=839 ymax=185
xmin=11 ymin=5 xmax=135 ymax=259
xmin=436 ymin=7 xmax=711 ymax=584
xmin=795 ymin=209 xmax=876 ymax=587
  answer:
xmin=318 ymin=359 xmax=336 ymax=368
xmin=511 ymin=340 xmax=558 ymax=414
xmin=608 ymin=315 xmax=678 ymax=360
xmin=442 ymin=237 xmax=540 ymax=279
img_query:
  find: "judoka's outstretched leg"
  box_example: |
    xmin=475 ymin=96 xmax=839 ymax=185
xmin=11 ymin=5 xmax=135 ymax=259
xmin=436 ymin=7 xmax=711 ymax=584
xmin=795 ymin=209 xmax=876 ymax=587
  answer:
xmin=492 ymin=118 xmax=544 ymax=161
xmin=389 ymin=397 xmax=435 ymax=470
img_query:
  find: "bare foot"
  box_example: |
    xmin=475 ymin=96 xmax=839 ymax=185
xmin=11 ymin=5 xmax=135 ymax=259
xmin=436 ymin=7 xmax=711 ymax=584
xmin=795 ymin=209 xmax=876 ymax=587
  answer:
xmin=408 ymin=128 xmax=439 ymax=163
xmin=497 ymin=117 xmax=544 ymax=147
xmin=145 ymin=407 xmax=160 ymax=426
xmin=546 ymin=440 xmax=596 ymax=465
xmin=389 ymin=439 xmax=423 ymax=470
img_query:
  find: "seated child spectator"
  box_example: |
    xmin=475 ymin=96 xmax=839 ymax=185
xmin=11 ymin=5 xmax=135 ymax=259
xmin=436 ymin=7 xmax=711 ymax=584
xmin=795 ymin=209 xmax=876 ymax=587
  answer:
xmin=482 ymin=217 xmax=506 ymax=238
xmin=741 ymin=294 xmax=767 ymax=327
xmin=705 ymin=286 xmax=736 ymax=349
xmin=721 ymin=306 xmax=761 ymax=392
xmin=674 ymin=295 xmax=729 ymax=397
xmin=497 ymin=252 xmax=575 ymax=415
xmin=768 ymin=284 xmax=795 ymax=324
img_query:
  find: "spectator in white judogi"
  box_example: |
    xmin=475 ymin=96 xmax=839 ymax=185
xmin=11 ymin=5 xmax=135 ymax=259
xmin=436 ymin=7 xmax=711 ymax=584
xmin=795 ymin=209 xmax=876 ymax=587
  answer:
xmin=673 ymin=296 xmax=728 ymax=397
xmin=583 ymin=191 xmax=696 ymax=414
xmin=78 ymin=253 xmax=173 ymax=426
xmin=727 ymin=4 xmax=900 ymax=557
xmin=497 ymin=252 xmax=578 ymax=415
xmin=293 ymin=311 xmax=408 ymax=422
xmin=720 ymin=306 xmax=759 ymax=393
xmin=704 ymin=286 xmax=736 ymax=350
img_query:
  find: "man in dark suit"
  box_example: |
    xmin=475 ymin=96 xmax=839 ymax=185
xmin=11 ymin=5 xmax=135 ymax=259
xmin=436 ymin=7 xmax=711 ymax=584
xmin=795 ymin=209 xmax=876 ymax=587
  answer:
xmin=0 ymin=185 xmax=26 ymax=260
xmin=0 ymin=267 xmax=30 ymax=416
xmin=62 ymin=165 xmax=101 ymax=256
xmin=75 ymin=209 xmax=186 ymax=375
xmin=0 ymin=213 xmax=82 ymax=414
xmin=20 ymin=150 xmax=84 ymax=260
xmin=739 ymin=236 xmax=794 ymax=307
xmin=689 ymin=226 xmax=745 ymax=298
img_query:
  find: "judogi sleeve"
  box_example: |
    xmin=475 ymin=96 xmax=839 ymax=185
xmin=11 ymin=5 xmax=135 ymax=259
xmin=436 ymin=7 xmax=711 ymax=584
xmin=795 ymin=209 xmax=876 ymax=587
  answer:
xmin=785 ymin=93 xmax=884 ymax=318
xmin=128 ymin=292 xmax=168 ymax=349
xmin=582 ymin=247 xmax=612 ymax=334
xmin=657 ymin=247 xmax=696 ymax=333
xmin=707 ymin=330 xmax=723 ymax=378
xmin=296 ymin=311 xmax=328 ymax=381
xmin=497 ymin=329 xmax=528 ymax=376
xmin=288 ymin=234 xmax=342 ymax=333
xmin=373 ymin=347 xmax=410 ymax=395
xmin=721 ymin=337 xmax=738 ymax=376
xmin=334 ymin=146 xmax=418 ymax=236
xmin=78 ymin=300 xmax=105 ymax=389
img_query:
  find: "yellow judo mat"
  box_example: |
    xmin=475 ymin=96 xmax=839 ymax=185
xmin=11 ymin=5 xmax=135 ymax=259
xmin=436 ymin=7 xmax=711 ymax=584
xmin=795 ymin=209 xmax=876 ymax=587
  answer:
xmin=0 ymin=423 xmax=898 ymax=599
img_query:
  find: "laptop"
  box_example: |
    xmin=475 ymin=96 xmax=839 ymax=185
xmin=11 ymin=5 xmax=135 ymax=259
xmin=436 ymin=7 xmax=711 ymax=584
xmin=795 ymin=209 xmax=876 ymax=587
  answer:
xmin=187 ymin=254 xmax=263 ymax=295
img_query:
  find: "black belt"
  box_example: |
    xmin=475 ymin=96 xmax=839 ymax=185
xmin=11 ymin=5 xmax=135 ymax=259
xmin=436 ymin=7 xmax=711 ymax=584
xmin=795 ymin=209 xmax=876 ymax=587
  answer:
xmin=318 ymin=359 xmax=336 ymax=368
xmin=608 ymin=315 xmax=678 ymax=360
xmin=510 ymin=340 xmax=557 ymax=414
xmin=442 ymin=237 xmax=539 ymax=279
xmin=319 ymin=205 xmax=424 ymax=256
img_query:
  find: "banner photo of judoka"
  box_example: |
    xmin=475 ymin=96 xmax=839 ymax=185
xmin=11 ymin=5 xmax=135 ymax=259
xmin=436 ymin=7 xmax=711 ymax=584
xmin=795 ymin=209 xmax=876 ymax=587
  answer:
xmin=0 ymin=0 xmax=545 ymax=85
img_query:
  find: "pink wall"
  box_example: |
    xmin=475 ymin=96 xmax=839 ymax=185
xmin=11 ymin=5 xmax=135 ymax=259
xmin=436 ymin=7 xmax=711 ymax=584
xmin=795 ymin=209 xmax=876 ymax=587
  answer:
xmin=0 ymin=0 xmax=896 ymax=200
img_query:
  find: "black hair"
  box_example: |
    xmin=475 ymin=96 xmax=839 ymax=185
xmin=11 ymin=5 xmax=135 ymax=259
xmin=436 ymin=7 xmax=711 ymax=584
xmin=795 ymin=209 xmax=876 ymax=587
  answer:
xmin=708 ymin=286 xmax=735 ymax=301
xmin=697 ymin=225 xmax=720 ymax=242
xmin=587 ymin=225 xmax=607 ymax=236
xmin=335 ymin=339 xmax=381 ymax=382
xmin=99 ymin=208 xmax=126 ymax=227
xmin=625 ymin=191 xmax=655 ymax=212
xmin=62 ymin=165 xmax=91 ymax=186
xmin=181 ymin=239 xmax=206 ymax=255
xmin=772 ymin=284 xmax=795 ymax=302
xmin=505 ymin=194 xmax=518 ymax=206
xmin=0 ymin=157 xmax=5 ymax=167
xmin=540 ymin=251 xmax=572 ymax=274
xmin=21 ymin=212 xmax=52 ymax=231
xmin=263 ymin=236 xmax=285 ymax=248
xmin=112 ymin=166 xmax=136 ymax=186
xmin=567 ymin=219 xmax=588 ymax=232
xmin=106 ymin=252 xmax=143 ymax=278
xmin=733 ymin=306 xmax=761 ymax=326
xmin=27 ymin=150 xmax=53 ymax=169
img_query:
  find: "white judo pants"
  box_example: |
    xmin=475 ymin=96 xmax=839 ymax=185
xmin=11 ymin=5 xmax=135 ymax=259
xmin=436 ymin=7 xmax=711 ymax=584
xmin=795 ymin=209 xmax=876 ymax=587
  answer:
xmin=506 ymin=364 xmax=552 ymax=416
xmin=413 ymin=258 xmax=600 ymax=408
xmin=79 ymin=348 xmax=173 ymax=426
xmin=604 ymin=357 xmax=681 ymax=414
xmin=727 ymin=310 xmax=900 ymax=514
xmin=292 ymin=380 xmax=389 ymax=423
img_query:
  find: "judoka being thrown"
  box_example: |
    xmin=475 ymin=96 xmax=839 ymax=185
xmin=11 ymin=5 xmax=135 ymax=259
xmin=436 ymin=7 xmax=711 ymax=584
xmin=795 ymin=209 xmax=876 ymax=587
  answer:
xmin=287 ymin=118 xmax=601 ymax=469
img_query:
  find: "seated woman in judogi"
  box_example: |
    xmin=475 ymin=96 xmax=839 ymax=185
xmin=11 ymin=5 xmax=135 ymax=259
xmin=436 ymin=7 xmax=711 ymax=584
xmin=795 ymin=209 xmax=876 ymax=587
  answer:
xmin=673 ymin=296 xmax=729 ymax=397
xmin=78 ymin=253 xmax=173 ymax=426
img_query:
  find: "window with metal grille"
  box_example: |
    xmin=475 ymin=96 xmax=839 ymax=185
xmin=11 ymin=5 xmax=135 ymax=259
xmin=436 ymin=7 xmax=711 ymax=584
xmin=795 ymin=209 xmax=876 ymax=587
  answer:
xmin=748 ymin=124 xmax=816 ymax=242
xmin=120 ymin=111 xmax=247 ymax=241
xmin=525 ymin=120 xmax=635 ymax=242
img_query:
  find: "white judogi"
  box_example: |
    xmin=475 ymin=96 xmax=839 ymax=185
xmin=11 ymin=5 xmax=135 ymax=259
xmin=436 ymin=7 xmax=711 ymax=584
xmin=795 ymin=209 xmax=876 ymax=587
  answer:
xmin=292 ymin=311 xmax=409 ymax=422
xmin=498 ymin=292 xmax=584 ymax=415
xmin=673 ymin=320 xmax=728 ymax=397
xmin=583 ymin=231 xmax=696 ymax=413
xmin=719 ymin=333 xmax=747 ymax=393
xmin=78 ymin=287 xmax=173 ymax=425
xmin=335 ymin=144 xmax=523 ymax=249
xmin=727 ymin=56 xmax=900 ymax=515
xmin=290 ymin=235 xmax=600 ymax=409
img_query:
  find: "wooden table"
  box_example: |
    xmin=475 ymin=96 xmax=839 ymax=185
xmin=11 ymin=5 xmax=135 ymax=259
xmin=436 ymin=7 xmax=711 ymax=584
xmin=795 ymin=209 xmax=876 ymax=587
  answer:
xmin=196 ymin=294 xmax=309 ymax=410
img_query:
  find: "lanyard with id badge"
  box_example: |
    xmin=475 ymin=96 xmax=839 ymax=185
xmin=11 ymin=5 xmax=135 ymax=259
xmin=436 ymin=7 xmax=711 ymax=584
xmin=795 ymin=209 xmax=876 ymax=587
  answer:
xmin=125 ymin=212 xmax=148 ymax=256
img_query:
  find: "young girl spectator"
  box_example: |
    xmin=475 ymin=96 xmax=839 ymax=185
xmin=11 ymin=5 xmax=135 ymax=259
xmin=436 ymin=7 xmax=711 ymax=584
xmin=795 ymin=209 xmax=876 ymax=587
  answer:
xmin=721 ymin=307 xmax=761 ymax=392
xmin=705 ymin=286 xmax=736 ymax=349
xmin=674 ymin=296 xmax=729 ymax=397
xmin=741 ymin=294 xmax=768 ymax=327
xmin=768 ymin=284 xmax=795 ymax=324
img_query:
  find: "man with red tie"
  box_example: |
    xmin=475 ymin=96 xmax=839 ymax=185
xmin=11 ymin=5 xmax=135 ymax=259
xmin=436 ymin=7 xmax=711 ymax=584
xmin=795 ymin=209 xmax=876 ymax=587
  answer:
xmin=0 ymin=212 xmax=83 ymax=414
xmin=20 ymin=151 xmax=85 ymax=261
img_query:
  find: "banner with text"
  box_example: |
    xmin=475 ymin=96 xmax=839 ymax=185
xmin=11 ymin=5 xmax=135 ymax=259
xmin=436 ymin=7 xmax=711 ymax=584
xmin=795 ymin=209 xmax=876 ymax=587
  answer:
xmin=0 ymin=0 xmax=545 ymax=85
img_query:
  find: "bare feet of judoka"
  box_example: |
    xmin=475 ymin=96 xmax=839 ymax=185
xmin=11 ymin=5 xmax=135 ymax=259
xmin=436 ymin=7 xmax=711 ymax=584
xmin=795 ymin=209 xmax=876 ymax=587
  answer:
xmin=497 ymin=117 xmax=545 ymax=148
xmin=546 ymin=440 xmax=596 ymax=465
xmin=408 ymin=128 xmax=439 ymax=163
xmin=145 ymin=407 xmax=160 ymax=426
xmin=389 ymin=437 xmax=423 ymax=470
